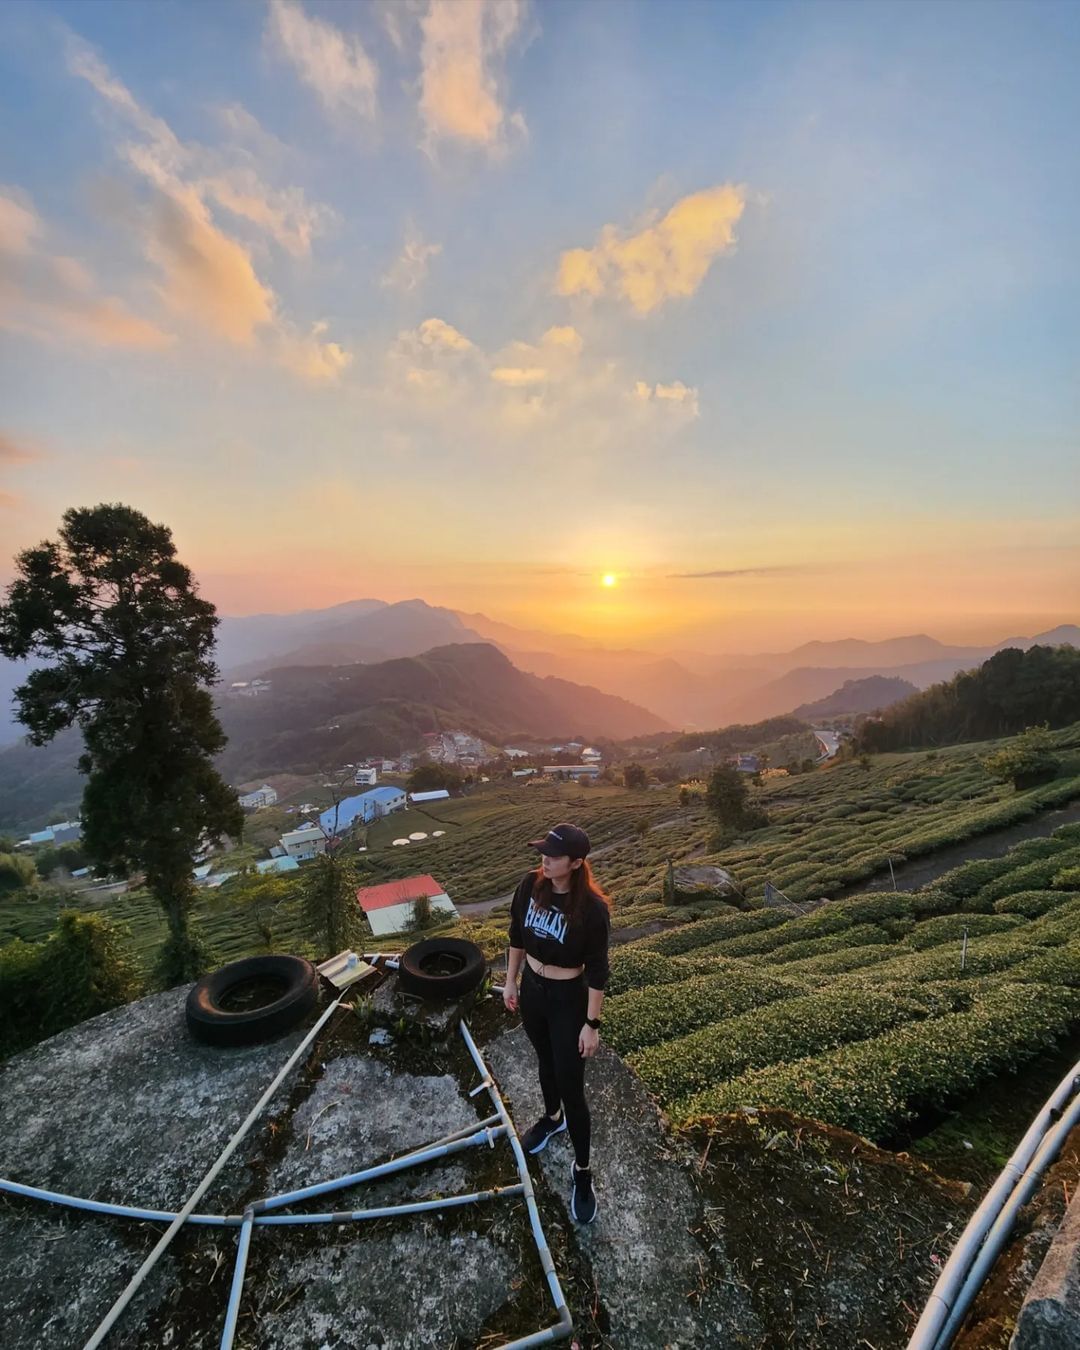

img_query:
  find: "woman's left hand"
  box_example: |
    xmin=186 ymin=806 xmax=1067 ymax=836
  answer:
xmin=578 ymin=1024 xmax=600 ymax=1058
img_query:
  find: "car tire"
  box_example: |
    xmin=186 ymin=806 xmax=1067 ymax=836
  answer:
xmin=397 ymin=938 xmax=487 ymax=1000
xmin=185 ymin=954 xmax=320 ymax=1047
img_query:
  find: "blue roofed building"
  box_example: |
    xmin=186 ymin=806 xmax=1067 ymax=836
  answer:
xmin=319 ymin=786 xmax=407 ymax=837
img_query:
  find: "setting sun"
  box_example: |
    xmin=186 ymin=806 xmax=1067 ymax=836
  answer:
xmin=601 ymin=573 xmax=618 ymax=588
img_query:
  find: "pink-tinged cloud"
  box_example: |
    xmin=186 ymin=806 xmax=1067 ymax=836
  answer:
xmin=268 ymin=0 xmax=379 ymax=123
xmin=0 ymin=188 xmax=172 ymax=350
xmin=558 ymin=184 xmax=746 ymax=313
xmin=419 ymin=0 xmax=527 ymax=149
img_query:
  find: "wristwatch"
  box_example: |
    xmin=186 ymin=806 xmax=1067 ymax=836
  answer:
xmin=585 ymin=1016 xmax=602 ymax=1030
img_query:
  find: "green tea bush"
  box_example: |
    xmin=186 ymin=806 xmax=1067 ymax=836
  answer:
xmin=976 ymin=849 xmax=1080 ymax=904
xmin=629 ymin=985 xmax=936 ymax=1103
xmin=1011 ymin=941 xmax=1080 ymax=986
xmin=906 ymin=912 xmax=1025 ymax=950
xmin=634 ymin=908 xmax=788 ymax=957
xmin=1053 ymin=866 xmax=1080 ymax=889
xmin=604 ymin=964 xmax=807 ymax=1055
xmin=992 ymin=890 xmax=1076 ymax=919
xmin=784 ymin=943 xmax=903 ymax=977
xmin=675 ymin=983 xmax=1080 ymax=1139
xmin=758 ymin=924 xmax=892 ymax=966
xmin=606 ymin=946 xmax=720 ymax=997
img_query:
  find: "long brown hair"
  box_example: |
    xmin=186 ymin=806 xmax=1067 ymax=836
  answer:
xmin=529 ymin=858 xmax=611 ymax=928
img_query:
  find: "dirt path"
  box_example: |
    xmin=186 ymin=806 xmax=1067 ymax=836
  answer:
xmin=834 ymin=798 xmax=1080 ymax=899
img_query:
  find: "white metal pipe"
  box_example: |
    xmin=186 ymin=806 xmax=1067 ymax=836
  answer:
xmin=459 ymin=1019 xmax=573 ymax=1346
xmin=0 ymin=1177 xmax=523 ymax=1227
xmin=81 ymin=991 xmax=347 ymax=1350
xmin=254 ymin=1125 xmax=505 ymax=1213
xmin=908 ymin=1059 xmax=1080 ymax=1350
xmin=256 ymin=1184 xmax=525 ymax=1223
xmin=933 ymin=1086 xmax=1080 ymax=1348
xmin=220 ymin=1207 xmax=255 ymax=1350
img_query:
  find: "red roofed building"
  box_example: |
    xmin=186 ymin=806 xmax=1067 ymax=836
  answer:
xmin=356 ymin=873 xmax=457 ymax=936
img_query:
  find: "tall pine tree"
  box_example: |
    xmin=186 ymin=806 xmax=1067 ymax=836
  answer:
xmin=0 ymin=504 xmax=243 ymax=984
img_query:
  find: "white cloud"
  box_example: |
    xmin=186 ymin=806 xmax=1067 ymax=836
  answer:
xmin=557 ymin=184 xmax=746 ymax=313
xmin=268 ymin=0 xmax=379 ymax=123
xmin=418 ymin=0 xmax=527 ymax=151
xmin=382 ymin=221 xmax=442 ymax=292
xmin=0 ymin=187 xmax=172 ymax=350
xmin=278 ymin=321 xmax=353 ymax=383
xmin=633 ymin=378 xmax=700 ymax=417
xmin=66 ymin=39 xmax=350 ymax=378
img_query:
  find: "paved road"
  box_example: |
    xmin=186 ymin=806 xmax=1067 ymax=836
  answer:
xmin=812 ymin=728 xmax=841 ymax=760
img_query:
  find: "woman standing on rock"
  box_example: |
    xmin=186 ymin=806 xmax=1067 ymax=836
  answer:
xmin=503 ymin=822 xmax=611 ymax=1225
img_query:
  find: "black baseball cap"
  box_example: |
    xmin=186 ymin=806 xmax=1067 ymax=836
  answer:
xmin=528 ymin=822 xmax=591 ymax=859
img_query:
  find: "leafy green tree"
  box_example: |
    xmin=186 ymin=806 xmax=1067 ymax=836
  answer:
xmin=705 ymin=764 xmax=770 ymax=834
xmin=302 ymin=849 xmax=365 ymax=957
xmin=983 ymin=724 xmax=1061 ymax=790
xmin=0 ymin=504 xmax=244 ymax=985
xmin=623 ymin=762 xmax=647 ymax=789
xmin=1 ymin=911 xmax=141 ymax=1058
xmin=408 ymin=763 xmax=463 ymax=793
xmin=0 ymin=851 xmax=37 ymax=894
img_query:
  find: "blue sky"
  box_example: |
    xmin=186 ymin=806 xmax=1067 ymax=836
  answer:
xmin=0 ymin=0 xmax=1077 ymax=651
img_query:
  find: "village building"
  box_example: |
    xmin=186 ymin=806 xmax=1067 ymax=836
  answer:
xmin=356 ymin=873 xmax=457 ymax=936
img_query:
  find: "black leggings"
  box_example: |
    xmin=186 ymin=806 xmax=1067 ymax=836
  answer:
xmin=519 ymin=962 xmax=591 ymax=1168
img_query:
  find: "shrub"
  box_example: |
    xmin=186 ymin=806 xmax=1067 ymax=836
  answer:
xmin=784 ymin=943 xmax=903 ymax=977
xmin=758 ymin=924 xmax=892 ymax=966
xmin=992 ymin=890 xmax=1076 ymax=919
xmin=675 ymin=983 xmax=1080 ymax=1140
xmin=1011 ymin=941 xmax=1080 ymax=987
xmin=635 ymin=908 xmax=788 ymax=957
xmin=906 ymin=913 xmax=1025 ymax=950
xmin=0 ymin=911 xmax=142 ymax=1058
xmin=604 ymin=964 xmax=807 ymax=1055
xmin=1053 ymin=866 xmax=1080 ymax=889
xmin=976 ymin=849 xmax=1080 ymax=905
xmin=606 ymin=946 xmax=721 ymax=997
xmin=629 ymin=985 xmax=935 ymax=1104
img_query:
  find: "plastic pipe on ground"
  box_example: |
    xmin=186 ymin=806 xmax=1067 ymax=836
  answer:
xmin=81 ymin=991 xmax=348 ymax=1350
xmin=220 ymin=1207 xmax=255 ymax=1350
xmin=908 ymin=1059 xmax=1080 ymax=1350
xmin=0 ymin=1177 xmax=524 ymax=1228
xmin=459 ymin=1019 xmax=573 ymax=1348
xmin=254 ymin=1125 xmax=506 ymax=1213
xmin=254 ymin=1184 xmax=526 ymax=1224
xmin=933 ymin=1086 xmax=1080 ymax=1349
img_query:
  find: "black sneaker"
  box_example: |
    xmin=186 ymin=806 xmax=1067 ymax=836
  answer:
xmin=520 ymin=1112 xmax=567 ymax=1155
xmin=570 ymin=1162 xmax=598 ymax=1224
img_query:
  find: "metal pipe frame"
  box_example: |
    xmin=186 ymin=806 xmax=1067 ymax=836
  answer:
xmin=459 ymin=1018 xmax=575 ymax=1348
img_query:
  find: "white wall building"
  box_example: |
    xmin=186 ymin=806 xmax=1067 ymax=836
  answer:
xmin=353 ymin=766 xmax=378 ymax=786
xmin=238 ymin=784 xmax=278 ymax=810
xmin=280 ymin=825 xmax=327 ymax=861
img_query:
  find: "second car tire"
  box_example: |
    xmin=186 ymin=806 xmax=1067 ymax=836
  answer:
xmin=397 ymin=937 xmax=487 ymax=1000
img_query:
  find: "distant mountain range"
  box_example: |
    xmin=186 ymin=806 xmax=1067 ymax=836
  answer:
xmin=0 ymin=586 xmax=1075 ymax=750
xmin=794 ymin=676 xmax=919 ymax=719
xmin=0 ymin=642 xmax=669 ymax=831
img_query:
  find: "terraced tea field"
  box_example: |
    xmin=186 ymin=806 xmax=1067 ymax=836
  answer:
xmin=604 ymin=815 xmax=1080 ymax=1142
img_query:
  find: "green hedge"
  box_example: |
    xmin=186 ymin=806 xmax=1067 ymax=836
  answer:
xmin=1011 ymin=941 xmax=1080 ymax=987
xmin=844 ymin=931 xmax=1038 ymax=985
xmin=992 ymin=890 xmax=1076 ymax=919
xmin=758 ymin=924 xmax=892 ymax=966
xmin=975 ymin=848 xmax=1080 ymax=904
xmin=674 ymin=982 xmax=1080 ymax=1139
xmin=604 ymin=963 xmax=807 ymax=1055
xmin=634 ymin=908 xmax=788 ymax=957
xmin=906 ymin=912 xmax=1025 ymax=950
xmin=784 ymin=943 xmax=903 ymax=977
xmin=628 ymin=982 xmax=964 ymax=1104
xmin=606 ymin=946 xmax=720 ymax=997
xmin=0 ymin=911 xmax=142 ymax=1058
